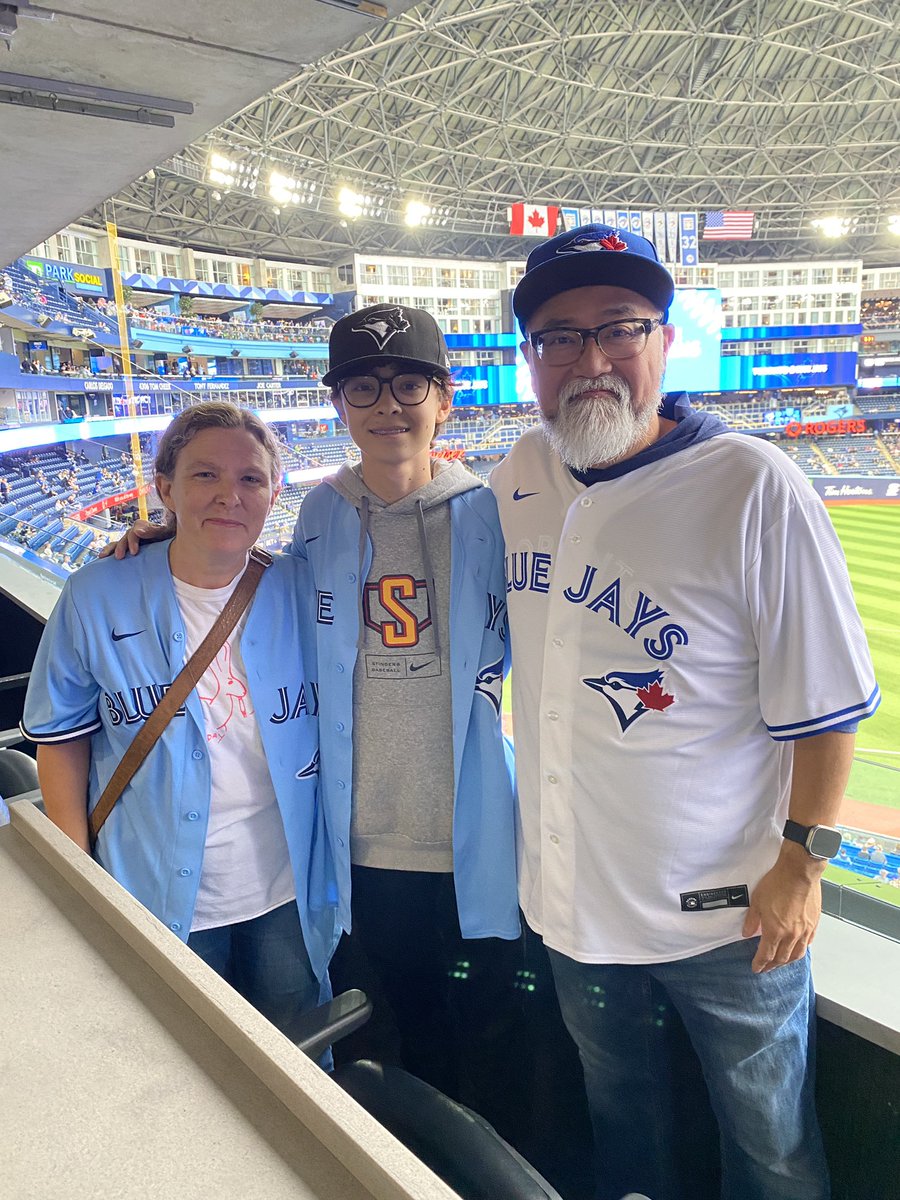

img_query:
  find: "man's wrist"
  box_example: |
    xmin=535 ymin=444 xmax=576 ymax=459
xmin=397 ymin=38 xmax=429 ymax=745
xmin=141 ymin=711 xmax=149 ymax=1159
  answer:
xmin=776 ymin=839 xmax=828 ymax=880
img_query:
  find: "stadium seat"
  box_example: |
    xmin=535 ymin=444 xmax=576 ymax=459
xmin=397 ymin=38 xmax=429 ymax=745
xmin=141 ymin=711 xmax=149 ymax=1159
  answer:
xmin=291 ymin=989 xmax=567 ymax=1200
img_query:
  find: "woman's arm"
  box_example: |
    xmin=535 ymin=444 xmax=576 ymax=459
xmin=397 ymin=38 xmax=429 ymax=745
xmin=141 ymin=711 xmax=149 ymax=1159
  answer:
xmin=37 ymin=740 xmax=91 ymax=853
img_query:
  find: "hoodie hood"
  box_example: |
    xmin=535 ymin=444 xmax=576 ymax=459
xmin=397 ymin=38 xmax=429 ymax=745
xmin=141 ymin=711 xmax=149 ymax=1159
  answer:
xmin=327 ymin=456 xmax=482 ymax=513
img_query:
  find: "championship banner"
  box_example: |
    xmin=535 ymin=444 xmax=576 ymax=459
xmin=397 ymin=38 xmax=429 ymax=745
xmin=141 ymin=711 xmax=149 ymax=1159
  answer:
xmin=665 ymin=213 xmax=680 ymax=264
xmin=679 ymin=213 xmax=699 ymax=266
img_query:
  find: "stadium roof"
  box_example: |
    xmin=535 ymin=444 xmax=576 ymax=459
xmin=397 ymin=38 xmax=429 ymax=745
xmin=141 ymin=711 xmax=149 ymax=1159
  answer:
xmin=0 ymin=0 xmax=419 ymax=267
xmin=76 ymin=0 xmax=900 ymax=269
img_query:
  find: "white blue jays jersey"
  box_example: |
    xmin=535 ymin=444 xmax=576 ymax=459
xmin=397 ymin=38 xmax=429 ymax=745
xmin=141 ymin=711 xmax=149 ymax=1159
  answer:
xmin=21 ymin=542 xmax=338 ymax=981
xmin=492 ymin=422 xmax=878 ymax=964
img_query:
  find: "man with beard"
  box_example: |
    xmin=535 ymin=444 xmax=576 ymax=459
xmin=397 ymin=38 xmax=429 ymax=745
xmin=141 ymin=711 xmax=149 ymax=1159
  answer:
xmin=491 ymin=223 xmax=878 ymax=1200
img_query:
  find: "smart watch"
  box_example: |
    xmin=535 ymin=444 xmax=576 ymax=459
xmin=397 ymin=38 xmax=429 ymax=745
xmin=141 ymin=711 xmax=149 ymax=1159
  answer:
xmin=782 ymin=819 xmax=842 ymax=861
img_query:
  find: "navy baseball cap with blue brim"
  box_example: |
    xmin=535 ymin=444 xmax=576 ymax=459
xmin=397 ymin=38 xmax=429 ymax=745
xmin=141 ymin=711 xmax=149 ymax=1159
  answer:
xmin=512 ymin=223 xmax=675 ymax=333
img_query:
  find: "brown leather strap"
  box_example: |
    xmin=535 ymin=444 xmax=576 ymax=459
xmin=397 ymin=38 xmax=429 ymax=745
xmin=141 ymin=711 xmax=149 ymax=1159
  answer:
xmin=88 ymin=546 xmax=272 ymax=848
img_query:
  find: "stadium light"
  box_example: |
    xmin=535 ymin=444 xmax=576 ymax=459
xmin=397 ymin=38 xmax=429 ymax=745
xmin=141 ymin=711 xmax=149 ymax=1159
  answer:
xmin=337 ymin=185 xmax=386 ymax=220
xmin=338 ymin=187 xmax=364 ymax=219
xmin=207 ymin=151 xmax=259 ymax=194
xmin=269 ymin=170 xmax=300 ymax=205
xmin=811 ymin=216 xmax=851 ymax=239
xmin=405 ymin=200 xmax=431 ymax=227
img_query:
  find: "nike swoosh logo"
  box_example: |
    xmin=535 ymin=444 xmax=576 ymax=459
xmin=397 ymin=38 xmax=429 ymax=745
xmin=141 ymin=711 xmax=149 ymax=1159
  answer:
xmin=513 ymin=488 xmax=539 ymax=501
xmin=111 ymin=629 xmax=145 ymax=642
xmin=409 ymin=660 xmax=435 ymax=673
xmin=305 ymin=535 xmax=320 ymax=543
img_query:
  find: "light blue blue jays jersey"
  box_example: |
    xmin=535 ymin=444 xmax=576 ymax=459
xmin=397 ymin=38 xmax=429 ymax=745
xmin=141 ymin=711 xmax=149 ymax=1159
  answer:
xmin=288 ymin=481 xmax=520 ymax=941
xmin=22 ymin=541 xmax=338 ymax=981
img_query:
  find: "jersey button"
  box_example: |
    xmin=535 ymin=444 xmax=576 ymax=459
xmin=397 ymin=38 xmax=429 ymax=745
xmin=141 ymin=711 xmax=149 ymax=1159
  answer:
xmin=547 ymin=774 xmax=558 ymax=785
xmin=173 ymin=632 xmax=184 ymax=642
xmin=186 ymin=811 xmax=200 ymax=821
xmin=552 ymin=637 xmax=563 ymax=648
xmin=347 ymin=573 xmax=356 ymax=582
xmin=570 ymin=535 xmax=581 ymax=544
xmin=336 ymin=722 xmax=345 ymax=732
xmin=336 ymin=780 xmax=346 ymax=789
xmin=179 ymin=868 xmax=191 ymax=877
xmin=549 ymin=834 xmax=560 ymax=845
xmin=169 ymin=922 xmax=182 ymax=932
xmin=192 ymin=749 xmax=204 ymax=761
xmin=336 ymin=663 xmax=345 ymax=673
xmin=580 ymin=497 xmax=593 ymax=508
xmin=547 ymin=710 xmax=559 ymax=721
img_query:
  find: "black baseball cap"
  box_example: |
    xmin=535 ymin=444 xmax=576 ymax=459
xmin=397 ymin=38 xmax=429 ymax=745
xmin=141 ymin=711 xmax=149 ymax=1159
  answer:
xmin=322 ymin=303 xmax=452 ymax=387
xmin=512 ymin=223 xmax=675 ymax=333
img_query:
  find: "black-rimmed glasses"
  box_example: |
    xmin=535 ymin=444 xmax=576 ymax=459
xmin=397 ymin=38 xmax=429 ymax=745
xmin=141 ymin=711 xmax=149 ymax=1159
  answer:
xmin=530 ymin=318 xmax=662 ymax=365
xmin=339 ymin=373 xmax=435 ymax=408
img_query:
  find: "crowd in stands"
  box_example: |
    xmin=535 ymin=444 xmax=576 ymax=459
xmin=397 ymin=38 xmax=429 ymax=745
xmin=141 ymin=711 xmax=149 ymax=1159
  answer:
xmin=834 ymin=835 xmax=900 ymax=887
xmin=126 ymin=307 xmax=334 ymax=344
xmin=860 ymin=296 xmax=900 ymax=329
xmin=1 ymin=264 xmax=116 ymax=335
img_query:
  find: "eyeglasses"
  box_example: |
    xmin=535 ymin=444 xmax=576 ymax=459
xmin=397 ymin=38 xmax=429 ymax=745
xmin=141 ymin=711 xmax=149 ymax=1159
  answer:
xmin=529 ymin=318 xmax=662 ymax=366
xmin=338 ymin=373 xmax=435 ymax=408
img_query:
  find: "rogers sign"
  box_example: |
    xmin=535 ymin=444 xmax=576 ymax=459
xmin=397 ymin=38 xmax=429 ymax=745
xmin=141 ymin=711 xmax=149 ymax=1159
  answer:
xmin=785 ymin=418 xmax=867 ymax=439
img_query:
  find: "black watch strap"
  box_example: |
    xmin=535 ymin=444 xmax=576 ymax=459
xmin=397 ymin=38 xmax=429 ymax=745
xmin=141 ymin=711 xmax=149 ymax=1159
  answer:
xmin=783 ymin=819 xmax=813 ymax=848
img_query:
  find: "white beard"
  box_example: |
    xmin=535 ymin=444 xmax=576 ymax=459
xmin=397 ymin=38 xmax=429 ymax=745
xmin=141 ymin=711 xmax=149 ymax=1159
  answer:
xmin=540 ymin=374 xmax=661 ymax=471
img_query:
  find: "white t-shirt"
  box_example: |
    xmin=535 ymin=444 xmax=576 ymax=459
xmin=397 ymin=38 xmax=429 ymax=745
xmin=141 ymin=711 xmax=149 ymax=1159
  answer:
xmin=172 ymin=569 xmax=295 ymax=931
xmin=492 ymin=423 xmax=878 ymax=964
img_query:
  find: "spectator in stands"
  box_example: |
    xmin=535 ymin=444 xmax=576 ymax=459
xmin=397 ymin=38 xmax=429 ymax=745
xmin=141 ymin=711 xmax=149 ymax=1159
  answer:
xmin=0 ymin=477 xmax=9 ymax=503
xmin=21 ymin=402 xmax=337 ymax=1041
xmin=492 ymin=221 xmax=879 ymax=1200
xmin=285 ymin=303 xmax=519 ymax=1119
xmin=871 ymin=844 xmax=888 ymax=865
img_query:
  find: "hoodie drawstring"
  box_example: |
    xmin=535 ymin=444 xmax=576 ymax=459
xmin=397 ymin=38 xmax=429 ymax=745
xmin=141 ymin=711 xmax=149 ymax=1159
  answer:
xmin=416 ymin=499 xmax=442 ymax=660
xmin=356 ymin=494 xmax=370 ymax=652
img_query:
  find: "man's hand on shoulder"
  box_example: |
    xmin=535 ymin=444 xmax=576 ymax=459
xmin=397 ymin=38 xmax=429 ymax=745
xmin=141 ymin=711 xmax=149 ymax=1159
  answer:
xmin=742 ymin=843 xmax=825 ymax=974
xmin=97 ymin=519 xmax=172 ymax=560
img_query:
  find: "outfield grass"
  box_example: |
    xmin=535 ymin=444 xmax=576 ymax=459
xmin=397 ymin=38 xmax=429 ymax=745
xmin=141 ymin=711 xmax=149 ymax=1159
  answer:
xmin=828 ymin=506 xmax=900 ymax=814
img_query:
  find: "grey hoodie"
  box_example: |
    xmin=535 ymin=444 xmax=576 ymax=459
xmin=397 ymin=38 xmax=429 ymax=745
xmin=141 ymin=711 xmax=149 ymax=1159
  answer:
xmin=329 ymin=458 xmax=484 ymax=871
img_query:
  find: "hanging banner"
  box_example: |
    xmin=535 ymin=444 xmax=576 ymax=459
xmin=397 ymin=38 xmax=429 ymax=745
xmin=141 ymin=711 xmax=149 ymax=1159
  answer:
xmin=679 ymin=212 xmax=699 ymax=266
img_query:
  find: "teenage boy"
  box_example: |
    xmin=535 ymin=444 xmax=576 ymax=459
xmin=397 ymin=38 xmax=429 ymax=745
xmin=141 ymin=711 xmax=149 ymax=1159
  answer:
xmin=289 ymin=304 xmax=520 ymax=1107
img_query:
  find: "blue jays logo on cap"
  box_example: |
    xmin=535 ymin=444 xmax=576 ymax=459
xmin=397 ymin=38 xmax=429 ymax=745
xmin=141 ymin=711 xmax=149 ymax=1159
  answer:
xmin=582 ymin=668 xmax=676 ymax=734
xmin=350 ymin=306 xmax=411 ymax=350
xmin=557 ymin=230 xmax=630 ymax=255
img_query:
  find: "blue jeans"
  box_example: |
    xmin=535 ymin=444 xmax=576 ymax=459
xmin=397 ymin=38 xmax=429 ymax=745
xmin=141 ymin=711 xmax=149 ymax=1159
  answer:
xmin=548 ymin=938 xmax=829 ymax=1200
xmin=188 ymin=900 xmax=322 ymax=1042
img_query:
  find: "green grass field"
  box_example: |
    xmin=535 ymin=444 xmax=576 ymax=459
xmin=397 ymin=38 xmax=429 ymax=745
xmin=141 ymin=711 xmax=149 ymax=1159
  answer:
xmin=828 ymin=506 xmax=900 ymax=816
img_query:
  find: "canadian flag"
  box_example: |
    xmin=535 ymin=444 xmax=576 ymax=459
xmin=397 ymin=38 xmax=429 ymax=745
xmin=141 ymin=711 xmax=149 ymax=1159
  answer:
xmin=509 ymin=203 xmax=559 ymax=237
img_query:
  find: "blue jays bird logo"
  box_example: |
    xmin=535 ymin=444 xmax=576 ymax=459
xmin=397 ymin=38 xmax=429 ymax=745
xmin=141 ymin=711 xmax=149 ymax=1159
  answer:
xmin=474 ymin=655 xmax=504 ymax=716
xmin=295 ymin=749 xmax=320 ymax=779
xmin=557 ymin=229 xmax=628 ymax=256
xmin=351 ymin=306 xmax=411 ymax=350
xmin=582 ymin=668 xmax=675 ymax=734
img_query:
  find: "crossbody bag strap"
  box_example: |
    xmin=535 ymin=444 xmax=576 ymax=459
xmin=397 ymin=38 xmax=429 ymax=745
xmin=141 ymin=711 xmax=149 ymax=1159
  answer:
xmin=88 ymin=546 xmax=272 ymax=849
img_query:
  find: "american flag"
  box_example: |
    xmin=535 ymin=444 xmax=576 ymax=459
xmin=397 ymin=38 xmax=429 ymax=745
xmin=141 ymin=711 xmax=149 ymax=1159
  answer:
xmin=702 ymin=211 xmax=755 ymax=240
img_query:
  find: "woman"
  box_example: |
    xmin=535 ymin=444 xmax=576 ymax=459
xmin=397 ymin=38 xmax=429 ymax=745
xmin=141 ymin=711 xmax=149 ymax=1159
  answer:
xmin=22 ymin=402 xmax=336 ymax=1036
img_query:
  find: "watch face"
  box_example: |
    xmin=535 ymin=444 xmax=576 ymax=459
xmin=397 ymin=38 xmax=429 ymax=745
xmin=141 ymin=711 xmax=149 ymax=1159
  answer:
xmin=809 ymin=827 xmax=842 ymax=860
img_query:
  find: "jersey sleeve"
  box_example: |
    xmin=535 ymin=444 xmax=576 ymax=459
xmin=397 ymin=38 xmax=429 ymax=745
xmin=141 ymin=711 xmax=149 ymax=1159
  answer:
xmin=20 ymin=583 xmax=103 ymax=744
xmin=748 ymin=493 xmax=879 ymax=740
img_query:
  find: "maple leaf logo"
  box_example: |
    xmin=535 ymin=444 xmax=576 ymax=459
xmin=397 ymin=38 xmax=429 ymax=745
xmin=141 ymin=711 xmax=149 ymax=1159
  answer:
xmin=636 ymin=680 xmax=675 ymax=712
xmin=528 ymin=209 xmax=546 ymax=230
xmin=598 ymin=233 xmax=628 ymax=251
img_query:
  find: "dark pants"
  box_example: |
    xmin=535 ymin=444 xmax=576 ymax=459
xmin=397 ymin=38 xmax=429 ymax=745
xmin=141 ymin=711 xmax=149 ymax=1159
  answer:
xmin=329 ymin=864 xmax=525 ymax=1137
xmin=187 ymin=900 xmax=321 ymax=1041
